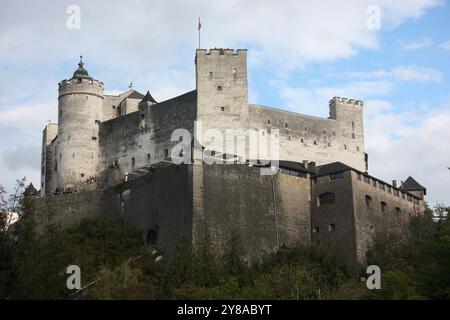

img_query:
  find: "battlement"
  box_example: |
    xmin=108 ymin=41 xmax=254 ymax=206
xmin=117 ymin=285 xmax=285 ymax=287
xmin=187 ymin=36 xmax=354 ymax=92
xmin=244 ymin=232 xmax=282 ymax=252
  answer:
xmin=329 ymin=96 xmax=363 ymax=107
xmin=58 ymin=78 xmax=104 ymax=89
xmin=58 ymin=78 xmax=104 ymax=98
xmin=196 ymin=48 xmax=247 ymax=56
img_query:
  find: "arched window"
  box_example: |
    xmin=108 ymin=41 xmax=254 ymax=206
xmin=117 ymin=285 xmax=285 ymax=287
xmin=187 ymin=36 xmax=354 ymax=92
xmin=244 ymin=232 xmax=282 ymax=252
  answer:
xmin=395 ymin=207 xmax=401 ymax=215
xmin=318 ymin=192 xmax=335 ymax=206
xmin=365 ymin=195 xmax=373 ymax=208
xmin=146 ymin=227 xmax=158 ymax=247
xmin=381 ymin=201 xmax=388 ymax=213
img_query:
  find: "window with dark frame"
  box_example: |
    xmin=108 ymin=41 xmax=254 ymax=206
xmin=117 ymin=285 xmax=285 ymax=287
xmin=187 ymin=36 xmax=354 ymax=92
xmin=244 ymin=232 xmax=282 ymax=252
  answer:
xmin=318 ymin=192 xmax=335 ymax=206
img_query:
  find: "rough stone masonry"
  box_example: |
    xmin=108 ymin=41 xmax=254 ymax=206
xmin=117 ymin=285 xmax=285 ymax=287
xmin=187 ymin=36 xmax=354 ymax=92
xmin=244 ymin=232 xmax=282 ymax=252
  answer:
xmin=32 ymin=48 xmax=427 ymax=270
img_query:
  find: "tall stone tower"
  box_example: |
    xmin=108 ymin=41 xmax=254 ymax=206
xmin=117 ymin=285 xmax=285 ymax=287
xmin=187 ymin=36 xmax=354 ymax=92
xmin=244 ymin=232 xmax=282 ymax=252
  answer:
xmin=57 ymin=56 xmax=104 ymax=188
xmin=329 ymin=97 xmax=366 ymax=172
xmin=195 ymin=48 xmax=249 ymax=158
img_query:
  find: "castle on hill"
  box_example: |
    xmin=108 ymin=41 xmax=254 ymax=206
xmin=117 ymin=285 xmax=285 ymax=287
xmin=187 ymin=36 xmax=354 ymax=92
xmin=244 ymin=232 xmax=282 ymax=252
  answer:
xmin=35 ymin=49 xmax=426 ymax=270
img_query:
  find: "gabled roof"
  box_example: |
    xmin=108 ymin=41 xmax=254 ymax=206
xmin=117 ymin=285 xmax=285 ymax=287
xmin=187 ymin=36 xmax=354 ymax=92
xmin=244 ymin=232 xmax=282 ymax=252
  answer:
xmin=278 ymin=160 xmax=316 ymax=174
xmin=126 ymin=90 xmax=145 ymax=100
xmin=141 ymin=90 xmax=157 ymax=104
xmin=314 ymin=162 xmax=353 ymax=177
xmin=400 ymin=176 xmax=427 ymax=194
xmin=24 ymin=183 xmax=38 ymax=196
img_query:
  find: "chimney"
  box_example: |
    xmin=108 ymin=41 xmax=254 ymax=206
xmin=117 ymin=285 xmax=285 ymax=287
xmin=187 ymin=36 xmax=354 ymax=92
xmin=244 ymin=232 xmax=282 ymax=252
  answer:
xmin=303 ymin=160 xmax=308 ymax=169
xmin=392 ymin=180 xmax=397 ymax=188
xmin=308 ymin=161 xmax=317 ymax=173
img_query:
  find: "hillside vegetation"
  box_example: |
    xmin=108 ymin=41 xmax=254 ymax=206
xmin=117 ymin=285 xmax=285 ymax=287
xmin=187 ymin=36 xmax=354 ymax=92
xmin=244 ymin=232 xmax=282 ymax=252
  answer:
xmin=1 ymin=182 xmax=449 ymax=299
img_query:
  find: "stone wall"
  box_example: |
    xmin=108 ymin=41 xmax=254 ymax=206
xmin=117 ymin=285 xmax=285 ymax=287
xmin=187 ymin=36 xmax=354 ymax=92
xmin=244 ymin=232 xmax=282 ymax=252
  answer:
xmin=98 ymin=90 xmax=197 ymax=185
xmin=30 ymin=190 xmax=104 ymax=235
xmin=351 ymin=171 xmax=425 ymax=264
xmin=103 ymin=163 xmax=193 ymax=258
xmin=57 ymin=78 xmax=104 ymax=189
xmin=311 ymin=169 xmax=425 ymax=270
xmin=311 ymin=171 xmax=358 ymax=269
xmin=41 ymin=123 xmax=58 ymax=196
xmin=249 ymin=100 xmax=365 ymax=172
xmin=192 ymin=163 xmax=311 ymax=262
xmin=195 ymin=49 xmax=249 ymax=160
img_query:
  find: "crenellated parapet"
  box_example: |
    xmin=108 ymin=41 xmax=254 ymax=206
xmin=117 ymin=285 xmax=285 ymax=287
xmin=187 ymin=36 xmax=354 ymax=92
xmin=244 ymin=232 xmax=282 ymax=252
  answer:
xmin=58 ymin=78 xmax=104 ymax=99
xmin=329 ymin=96 xmax=364 ymax=107
xmin=196 ymin=48 xmax=247 ymax=56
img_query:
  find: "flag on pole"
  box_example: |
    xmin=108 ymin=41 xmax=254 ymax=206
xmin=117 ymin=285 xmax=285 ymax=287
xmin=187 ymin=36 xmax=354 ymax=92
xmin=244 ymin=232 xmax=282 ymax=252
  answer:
xmin=197 ymin=17 xmax=202 ymax=49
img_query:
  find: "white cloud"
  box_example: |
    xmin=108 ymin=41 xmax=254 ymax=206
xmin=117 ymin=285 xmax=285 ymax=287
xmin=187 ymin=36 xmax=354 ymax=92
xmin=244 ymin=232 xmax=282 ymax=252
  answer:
xmin=0 ymin=103 xmax=55 ymax=193
xmin=0 ymin=0 xmax=446 ymax=201
xmin=0 ymin=0 xmax=443 ymax=72
xmin=391 ymin=65 xmax=443 ymax=82
xmin=440 ymin=40 xmax=450 ymax=51
xmin=349 ymin=65 xmax=443 ymax=83
xmin=280 ymin=80 xmax=393 ymax=116
xmin=399 ymin=37 xmax=432 ymax=50
xmin=279 ymin=82 xmax=450 ymax=205
xmin=365 ymin=99 xmax=392 ymax=116
xmin=365 ymin=101 xmax=450 ymax=206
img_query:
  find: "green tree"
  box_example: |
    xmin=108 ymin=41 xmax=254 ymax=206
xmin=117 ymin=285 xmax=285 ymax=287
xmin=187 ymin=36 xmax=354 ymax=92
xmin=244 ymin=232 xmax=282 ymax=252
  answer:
xmin=168 ymin=236 xmax=194 ymax=288
xmin=222 ymin=230 xmax=247 ymax=284
xmin=193 ymin=231 xmax=221 ymax=288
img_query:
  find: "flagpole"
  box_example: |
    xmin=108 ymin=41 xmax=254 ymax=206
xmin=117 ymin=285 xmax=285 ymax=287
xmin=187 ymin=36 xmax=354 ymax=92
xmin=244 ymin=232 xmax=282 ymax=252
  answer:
xmin=198 ymin=17 xmax=201 ymax=49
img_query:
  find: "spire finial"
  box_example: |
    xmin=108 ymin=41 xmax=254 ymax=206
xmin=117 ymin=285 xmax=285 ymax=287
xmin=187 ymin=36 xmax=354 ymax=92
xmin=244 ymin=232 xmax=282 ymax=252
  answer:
xmin=71 ymin=55 xmax=91 ymax=80
xmin=128 ymin=81 xmax=133 ymax=90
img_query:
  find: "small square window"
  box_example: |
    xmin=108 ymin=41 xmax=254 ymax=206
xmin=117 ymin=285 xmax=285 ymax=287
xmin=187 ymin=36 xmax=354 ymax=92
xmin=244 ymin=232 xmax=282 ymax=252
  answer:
xmin=328 ymin=224 xmax=335 ymax=232
xmin=313 ymin=227 xmax=319 ymax=234
xmin=209 ymin=72 xmax=213 ymax=79
xmin=217 ymin=86 xmax=222 ymax=91
xmin=221 ymin=106 xmax=225 ymax=112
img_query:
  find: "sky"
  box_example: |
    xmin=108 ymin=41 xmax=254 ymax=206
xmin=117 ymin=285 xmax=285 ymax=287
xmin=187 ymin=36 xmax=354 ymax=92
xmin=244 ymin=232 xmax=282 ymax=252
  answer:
xmin=0 ymin=0 xmax=449 ymax=206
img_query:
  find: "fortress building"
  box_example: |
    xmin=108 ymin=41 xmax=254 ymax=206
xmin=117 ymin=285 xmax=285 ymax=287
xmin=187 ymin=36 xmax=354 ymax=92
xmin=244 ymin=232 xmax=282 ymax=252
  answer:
xmin=35 ymin=49 xmax=426 ymax=270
